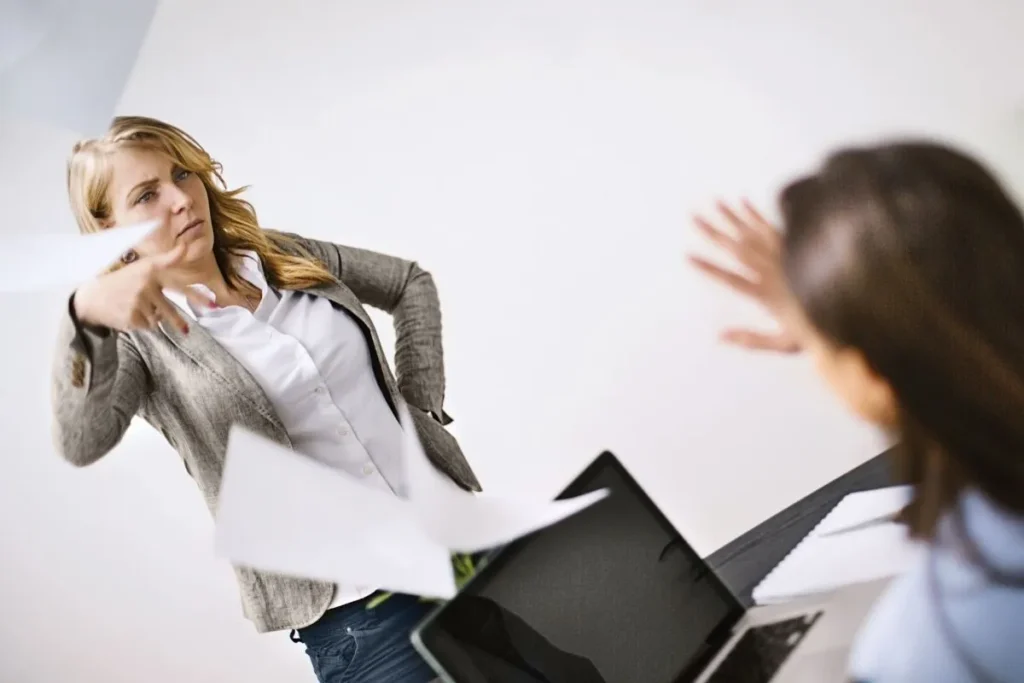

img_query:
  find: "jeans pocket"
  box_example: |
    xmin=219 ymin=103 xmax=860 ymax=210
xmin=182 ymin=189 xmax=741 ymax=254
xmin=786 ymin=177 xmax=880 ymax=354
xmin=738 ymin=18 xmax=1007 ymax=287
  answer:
xmin=307 ymin=635 xmax=358 ymax=683
xmin=346 ymin=625 xmax=435 ymax=683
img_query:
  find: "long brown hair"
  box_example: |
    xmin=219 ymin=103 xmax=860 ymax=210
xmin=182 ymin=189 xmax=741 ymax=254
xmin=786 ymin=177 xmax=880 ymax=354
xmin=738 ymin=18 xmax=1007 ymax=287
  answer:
xmin=66 ymin=116 xmax=336 ymax=297
xmin=778 ymin=142 xmax=1024 ymax=540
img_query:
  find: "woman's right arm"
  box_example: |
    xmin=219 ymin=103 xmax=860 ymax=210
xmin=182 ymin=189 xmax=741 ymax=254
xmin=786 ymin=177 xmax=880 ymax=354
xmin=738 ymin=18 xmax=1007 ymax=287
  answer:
xmin=50 ymin=242 xmax=215 ymax=466
xmin=50 ymin=292 xmax=151 ymax=467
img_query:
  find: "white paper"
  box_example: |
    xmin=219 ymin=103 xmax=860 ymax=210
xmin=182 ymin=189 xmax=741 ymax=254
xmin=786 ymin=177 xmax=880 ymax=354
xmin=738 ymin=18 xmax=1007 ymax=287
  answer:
xmin=0 ymin=1 xmax=55 ymax=71
xmin=398 ymin=402 xmax=609 ymax=552
xmin=213 ymin=406 xmax=609 ymax=597
xmin=214 ymin=428 xmax=459 ymax=599
xmin=752 ymin=485 xmax=920 ymax=605
xmin=813 ymin=485 xmax=913 ymax=536
xmin=0 ymin=0 xmax=159 ymax=136
xmin=0 ymin=220 xmax=158 ymax=293
xmin=753 ymin=523 xmax=921 ymax=605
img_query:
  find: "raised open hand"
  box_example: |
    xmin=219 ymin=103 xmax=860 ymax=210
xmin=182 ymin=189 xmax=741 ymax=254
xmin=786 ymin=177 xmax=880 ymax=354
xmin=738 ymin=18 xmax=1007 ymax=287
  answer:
xmin=688 ymin=199 xmax=805 ymax=353
xmin=73 ymin=243 xmax=215 ymax=335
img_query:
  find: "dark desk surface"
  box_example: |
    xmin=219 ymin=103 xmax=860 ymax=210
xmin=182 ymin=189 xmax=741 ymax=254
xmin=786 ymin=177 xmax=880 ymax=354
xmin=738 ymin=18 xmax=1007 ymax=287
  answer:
xmin=705 ymin=449 xmax=896 ymax=607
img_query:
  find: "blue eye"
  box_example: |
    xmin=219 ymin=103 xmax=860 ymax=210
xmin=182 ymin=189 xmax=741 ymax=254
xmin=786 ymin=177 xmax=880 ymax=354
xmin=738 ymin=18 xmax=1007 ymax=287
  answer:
xmin=174 ymin=168 xmax=192 ymax=182
xmin=136 ymin=190 xmax=155 ymax=204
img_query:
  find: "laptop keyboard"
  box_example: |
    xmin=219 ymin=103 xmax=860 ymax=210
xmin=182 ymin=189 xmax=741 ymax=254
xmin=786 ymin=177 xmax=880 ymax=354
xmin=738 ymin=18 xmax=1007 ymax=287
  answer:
xmin=705 ymin=612 xmax=823 ymax=683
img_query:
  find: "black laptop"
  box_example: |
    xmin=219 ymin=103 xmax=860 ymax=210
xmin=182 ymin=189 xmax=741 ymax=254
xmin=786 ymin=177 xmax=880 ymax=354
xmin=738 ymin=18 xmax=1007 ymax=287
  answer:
xmin=410 ymin=451 xmax=748 ymax=682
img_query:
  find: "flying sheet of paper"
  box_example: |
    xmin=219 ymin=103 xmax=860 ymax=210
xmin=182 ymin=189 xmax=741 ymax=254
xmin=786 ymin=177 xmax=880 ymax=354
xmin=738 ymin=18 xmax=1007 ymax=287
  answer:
xmin=214 ymin=428 xmax=458 ymax=599
xmin=214 ymin=408 xmax=609 ymax=598
xmin=397 ymin=403 xmax=610 ymax=552
xmin=0 ymin=0 xmax=55 ymax=71
xmin=0 ymin=220 xmax=157 ymax=293
xmin=0 ymin=0 xmax=159 ymax=136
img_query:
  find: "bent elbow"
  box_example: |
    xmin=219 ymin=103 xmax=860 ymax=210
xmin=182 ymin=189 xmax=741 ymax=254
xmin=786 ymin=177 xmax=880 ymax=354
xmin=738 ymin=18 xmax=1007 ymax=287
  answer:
xmin=50 ymin=419 xmax=113 ymax=468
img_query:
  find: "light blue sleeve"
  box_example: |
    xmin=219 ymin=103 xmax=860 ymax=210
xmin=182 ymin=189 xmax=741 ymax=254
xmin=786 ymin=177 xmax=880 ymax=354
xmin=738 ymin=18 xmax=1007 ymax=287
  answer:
xmin=848 ymin=547 xmax=1024 ymax=682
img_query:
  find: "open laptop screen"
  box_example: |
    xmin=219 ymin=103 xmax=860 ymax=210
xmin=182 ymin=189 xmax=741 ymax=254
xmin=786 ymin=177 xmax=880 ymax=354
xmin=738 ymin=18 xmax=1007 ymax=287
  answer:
xmin=413 ymin=452 xmax=746 ymax=683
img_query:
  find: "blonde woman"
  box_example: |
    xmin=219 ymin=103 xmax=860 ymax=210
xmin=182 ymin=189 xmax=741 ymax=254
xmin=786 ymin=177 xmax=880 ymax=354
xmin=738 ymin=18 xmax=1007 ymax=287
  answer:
xmin=53 ymin=115 xmax=480 ymax=683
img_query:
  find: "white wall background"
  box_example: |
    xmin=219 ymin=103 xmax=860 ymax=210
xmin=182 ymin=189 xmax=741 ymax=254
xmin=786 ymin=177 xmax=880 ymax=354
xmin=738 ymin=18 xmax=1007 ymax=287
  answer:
xmin=2 ymin=1 xmax=1024 ymax=680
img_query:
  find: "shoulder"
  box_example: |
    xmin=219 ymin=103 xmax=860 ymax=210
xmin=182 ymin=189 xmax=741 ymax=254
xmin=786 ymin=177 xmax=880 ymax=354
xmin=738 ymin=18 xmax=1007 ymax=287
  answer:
xmin=261 ymin=229 xmax=353 ymax=269
xmin=849 ymin=541 xmax=1024 ymax=682
xmin=263 ymin=229 xmax=324 ymax=259
xmin=261 ymin=229 xmax=423 ymax=282
xmin=260 ymin=230 xmax=346 ymax=282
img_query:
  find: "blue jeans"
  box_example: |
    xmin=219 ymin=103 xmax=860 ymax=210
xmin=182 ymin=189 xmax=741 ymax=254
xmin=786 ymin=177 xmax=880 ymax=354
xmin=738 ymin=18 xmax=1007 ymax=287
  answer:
xmin=292 ymin=593 xmax=436 ymax=683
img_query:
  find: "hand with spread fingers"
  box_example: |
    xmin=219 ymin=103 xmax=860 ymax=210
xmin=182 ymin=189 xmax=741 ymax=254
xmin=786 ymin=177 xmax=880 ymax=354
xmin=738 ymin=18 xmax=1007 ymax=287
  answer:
xmin=73 ymin=243 xmax=216 ymax=335
xmin=687 ymin=199 xmax=806 ymax=354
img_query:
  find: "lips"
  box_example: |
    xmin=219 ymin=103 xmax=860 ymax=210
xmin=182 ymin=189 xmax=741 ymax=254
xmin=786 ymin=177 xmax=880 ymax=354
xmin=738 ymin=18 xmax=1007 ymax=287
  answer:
xmin=177 ymin=219 xmax=203 ymax=237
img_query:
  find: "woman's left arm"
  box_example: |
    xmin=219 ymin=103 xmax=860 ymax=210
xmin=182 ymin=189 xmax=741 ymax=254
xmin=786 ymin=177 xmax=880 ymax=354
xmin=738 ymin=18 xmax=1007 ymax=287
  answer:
xmin=275 ymin=232 xmax=452 ymax=424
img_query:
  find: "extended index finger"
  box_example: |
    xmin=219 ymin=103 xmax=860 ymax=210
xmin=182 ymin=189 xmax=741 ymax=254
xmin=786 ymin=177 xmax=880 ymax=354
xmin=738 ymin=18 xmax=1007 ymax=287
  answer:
xmin=693 ymin=214 xmax=739 ymax=251
xmin=162 ymin=284 xmax=218 ymax=314
xmin=183 ymin=288 xmax=218 ymax=312
xmin=152 ymin=293 xmax=191 ymax=334
xmin=716 ymin=200 xmax=766 ymax=245
xmin=721 ymin=329 xmax=801 ymax=353
xmin=687 ymin=255 xmax=759 ymax=298
xmin=739 ymin=199 xmax=780 ymax=244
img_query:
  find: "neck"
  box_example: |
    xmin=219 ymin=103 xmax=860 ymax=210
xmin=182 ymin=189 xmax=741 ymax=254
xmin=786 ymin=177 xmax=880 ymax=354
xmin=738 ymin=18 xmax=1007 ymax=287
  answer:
xmin=164 ymin=251 xmax=233 ymax=301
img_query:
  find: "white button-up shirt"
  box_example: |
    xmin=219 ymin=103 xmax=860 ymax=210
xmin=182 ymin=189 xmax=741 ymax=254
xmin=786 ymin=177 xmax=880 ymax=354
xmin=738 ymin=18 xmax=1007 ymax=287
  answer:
xmin=166 ymin=251 xmax=403 ymax=609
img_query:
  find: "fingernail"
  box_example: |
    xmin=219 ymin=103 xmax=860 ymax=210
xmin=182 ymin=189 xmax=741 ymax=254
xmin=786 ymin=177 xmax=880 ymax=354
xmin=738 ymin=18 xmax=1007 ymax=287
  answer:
xmin=182 ymin=324 xmax=190 ymax=335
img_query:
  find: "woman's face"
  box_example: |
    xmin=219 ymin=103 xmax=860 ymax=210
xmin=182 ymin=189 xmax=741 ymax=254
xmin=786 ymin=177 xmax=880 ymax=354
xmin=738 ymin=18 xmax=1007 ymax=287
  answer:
xmin=804 ymin=326 xmax=899 ymax=427
xmin=102 ymin=146 xmax=215 ymax=265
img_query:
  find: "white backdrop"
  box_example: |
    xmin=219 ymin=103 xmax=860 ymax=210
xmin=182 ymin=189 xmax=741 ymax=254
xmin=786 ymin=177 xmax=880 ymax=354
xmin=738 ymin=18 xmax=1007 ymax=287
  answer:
xmin=2 ymin=1 xmax=1023 ymax=680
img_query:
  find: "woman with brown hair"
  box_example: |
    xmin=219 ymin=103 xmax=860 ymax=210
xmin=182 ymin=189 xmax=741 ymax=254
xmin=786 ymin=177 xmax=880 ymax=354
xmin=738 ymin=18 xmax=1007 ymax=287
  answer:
xmin=53 ymin=115 xmax=479 ymax=682
xmin=691 ymin=144 xmax=1024 ymax=682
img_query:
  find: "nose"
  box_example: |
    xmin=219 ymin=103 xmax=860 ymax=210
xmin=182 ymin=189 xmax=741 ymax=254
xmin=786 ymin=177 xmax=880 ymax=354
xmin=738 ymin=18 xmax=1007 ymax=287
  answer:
xmin=168 ymin=182 xmax=194 ymax=214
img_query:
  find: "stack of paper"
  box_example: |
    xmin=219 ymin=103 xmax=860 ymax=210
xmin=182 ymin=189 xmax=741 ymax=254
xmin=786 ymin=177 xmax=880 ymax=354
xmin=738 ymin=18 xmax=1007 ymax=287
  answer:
xmin=752 ymin=486 xmax=922 ymax=605
xmin=213 ymin=404 xmax=609 ymax=599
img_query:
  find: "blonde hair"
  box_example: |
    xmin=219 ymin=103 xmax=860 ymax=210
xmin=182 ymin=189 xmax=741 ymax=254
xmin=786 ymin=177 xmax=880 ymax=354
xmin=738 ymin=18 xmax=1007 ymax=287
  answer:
xmin=66 ymin=115 xmax=336 ymax=293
